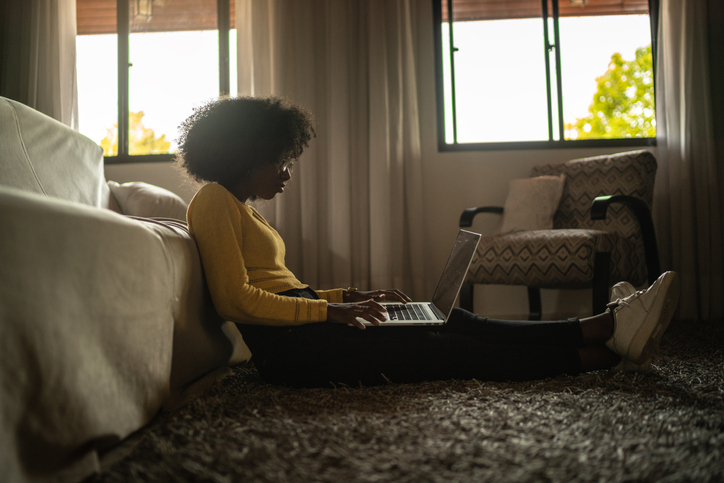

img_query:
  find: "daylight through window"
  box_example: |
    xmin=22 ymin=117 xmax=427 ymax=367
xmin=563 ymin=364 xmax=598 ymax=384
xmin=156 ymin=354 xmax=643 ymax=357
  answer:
xmin=76 ymin=0 xmax=236 ymax=162
xmin=435 ymin=0 xmax=657 ymax=150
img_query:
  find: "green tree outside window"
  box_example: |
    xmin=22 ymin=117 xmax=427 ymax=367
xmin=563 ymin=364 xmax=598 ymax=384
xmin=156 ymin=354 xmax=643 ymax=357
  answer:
xmin=567 ymin=45 xmax=655 ymax=140
xmin=100 ymin=111 xmax=171 ymax=156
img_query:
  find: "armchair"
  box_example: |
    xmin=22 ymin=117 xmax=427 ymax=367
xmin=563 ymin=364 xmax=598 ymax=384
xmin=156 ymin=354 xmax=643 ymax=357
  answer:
xmin=460 ymin=150 xmax=660 ymax=320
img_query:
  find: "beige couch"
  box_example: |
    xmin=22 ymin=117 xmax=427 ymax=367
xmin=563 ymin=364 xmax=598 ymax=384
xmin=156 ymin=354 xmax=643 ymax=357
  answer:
xmin=0 ymin=97 xmax=250 ymax=482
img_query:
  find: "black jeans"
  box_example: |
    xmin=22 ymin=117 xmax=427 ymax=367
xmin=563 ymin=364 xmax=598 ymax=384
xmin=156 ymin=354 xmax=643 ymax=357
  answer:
xmin=238 ymin=288 xmax=584 ymax=387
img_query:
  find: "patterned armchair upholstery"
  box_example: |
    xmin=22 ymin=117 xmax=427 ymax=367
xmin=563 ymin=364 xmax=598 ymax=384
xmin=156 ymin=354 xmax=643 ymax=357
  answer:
xmin=460 ymin=150 xmax=660 ymax=319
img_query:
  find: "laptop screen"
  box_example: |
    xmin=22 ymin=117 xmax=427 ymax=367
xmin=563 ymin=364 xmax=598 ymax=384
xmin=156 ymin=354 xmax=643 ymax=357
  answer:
xmin=431 ymin=230 xmax=481 ymax=319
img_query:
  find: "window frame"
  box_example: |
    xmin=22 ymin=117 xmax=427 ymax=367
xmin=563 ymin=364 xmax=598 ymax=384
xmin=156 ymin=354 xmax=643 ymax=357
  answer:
xmin=432 ymin=0 xmax=658 ymax=152
xmin=93 ymin=0 xmax=231 ymax=164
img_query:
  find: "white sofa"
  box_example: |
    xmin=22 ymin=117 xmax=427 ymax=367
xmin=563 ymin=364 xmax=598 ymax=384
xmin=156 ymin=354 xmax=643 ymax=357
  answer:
xmin=0 ymin=97 xmax=250 ymax=482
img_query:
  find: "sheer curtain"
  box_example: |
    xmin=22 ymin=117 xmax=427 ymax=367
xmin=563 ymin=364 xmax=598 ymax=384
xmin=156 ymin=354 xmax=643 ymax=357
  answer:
xmin=654 ymin=0 xmax=723 ymax=320
xmin=0 ymin=0 xmax=78 ymax=128
xmin=235 ymin=0 xmax=427 ymax=299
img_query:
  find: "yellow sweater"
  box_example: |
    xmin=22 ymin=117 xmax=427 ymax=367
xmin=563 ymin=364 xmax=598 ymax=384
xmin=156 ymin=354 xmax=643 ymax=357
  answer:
xmin=187 ymin=183 xmax=344 ymax=326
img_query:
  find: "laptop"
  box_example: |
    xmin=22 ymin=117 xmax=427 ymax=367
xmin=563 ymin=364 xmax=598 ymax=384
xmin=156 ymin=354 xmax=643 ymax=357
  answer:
xmin=359 ymin=229 xmax=481 ymax=327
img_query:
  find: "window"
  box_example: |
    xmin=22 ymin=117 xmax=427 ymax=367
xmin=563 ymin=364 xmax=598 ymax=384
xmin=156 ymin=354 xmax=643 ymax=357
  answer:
xmin=434 ymin=0 xmax=657 ymax=151
xmin=76 ymin=0 xmax=235 ymax=163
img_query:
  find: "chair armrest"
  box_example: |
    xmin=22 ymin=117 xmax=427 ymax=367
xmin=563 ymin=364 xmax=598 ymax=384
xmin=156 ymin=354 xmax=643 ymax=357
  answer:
xmin=459 ymin=206 xmax=504 ymax=228
xmin=591 ymin=195 xmax=660 ymax=284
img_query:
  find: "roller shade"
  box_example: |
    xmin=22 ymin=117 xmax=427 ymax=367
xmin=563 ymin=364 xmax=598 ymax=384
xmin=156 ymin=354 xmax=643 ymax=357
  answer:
xmin=76 ymin=0 xmax=236 ymax=35
xmin=442 ymin=0 xmax=649 ymax=22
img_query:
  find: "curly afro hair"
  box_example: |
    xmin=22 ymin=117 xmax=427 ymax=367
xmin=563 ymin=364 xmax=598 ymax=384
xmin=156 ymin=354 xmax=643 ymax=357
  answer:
xmin=175 ymin=96 xmax=316 ymax=186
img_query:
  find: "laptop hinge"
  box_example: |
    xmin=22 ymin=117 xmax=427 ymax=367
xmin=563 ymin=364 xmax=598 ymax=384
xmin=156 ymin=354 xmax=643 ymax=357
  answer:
xmin=430 ymin=304 xmax=446 ymax=320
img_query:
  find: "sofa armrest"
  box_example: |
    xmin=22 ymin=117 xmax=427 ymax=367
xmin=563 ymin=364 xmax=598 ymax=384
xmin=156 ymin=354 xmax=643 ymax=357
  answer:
xmin=0 ymin=97 xmax=109 ymax=208
xmin=591 ymin=194 xmax=660 ymax=284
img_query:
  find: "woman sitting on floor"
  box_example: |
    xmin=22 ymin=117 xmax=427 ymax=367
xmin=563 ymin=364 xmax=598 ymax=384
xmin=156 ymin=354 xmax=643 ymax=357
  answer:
xmin=175 ymin=96 xmax=680 ymax=388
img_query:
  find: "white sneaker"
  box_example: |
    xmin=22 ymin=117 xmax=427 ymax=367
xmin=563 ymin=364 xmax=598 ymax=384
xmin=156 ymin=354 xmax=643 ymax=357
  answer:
xmin=609 ymin=281 xmax=651 ymax=372
xmin=611 ymin=281 xmax=637 ymax=302
xmin=606 ymin=271 xmax=680 ymax=365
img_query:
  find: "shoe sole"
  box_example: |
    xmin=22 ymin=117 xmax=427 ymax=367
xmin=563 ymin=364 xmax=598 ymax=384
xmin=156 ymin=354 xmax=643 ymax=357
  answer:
xmin=628 ymin=272 xmax=680 ymax=364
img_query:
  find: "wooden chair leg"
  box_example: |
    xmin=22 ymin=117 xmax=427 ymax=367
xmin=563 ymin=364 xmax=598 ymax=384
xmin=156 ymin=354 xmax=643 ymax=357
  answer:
xmin=527 ymin=286 xmax=542 ymax=321
xmin=460 ymin=282 xmax=474 ymax=312
xmin=592 ymin=252 xmax=611 ymax=315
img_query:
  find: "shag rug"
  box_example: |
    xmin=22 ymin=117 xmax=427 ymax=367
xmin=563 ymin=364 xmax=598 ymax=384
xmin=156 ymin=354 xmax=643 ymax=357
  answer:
xmin=91 ymin=319 xmax=724 ymax=482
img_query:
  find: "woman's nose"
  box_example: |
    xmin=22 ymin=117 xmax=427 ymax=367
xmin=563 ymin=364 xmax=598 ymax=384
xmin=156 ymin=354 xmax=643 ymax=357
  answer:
xmin=280 ymin=167 xmax=292 ymax=180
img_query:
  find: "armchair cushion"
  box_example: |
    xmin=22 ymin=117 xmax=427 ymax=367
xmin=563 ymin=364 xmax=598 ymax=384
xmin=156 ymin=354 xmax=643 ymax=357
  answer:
xmin=497 ymin=174 xmax=565 ymax=234
xmin=467 ymin=229 xmax=638 ymax=288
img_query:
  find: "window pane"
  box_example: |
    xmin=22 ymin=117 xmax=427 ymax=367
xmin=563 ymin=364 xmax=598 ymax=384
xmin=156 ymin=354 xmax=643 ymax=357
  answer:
xmin=440 ymin=21 xmax=455 ymax=144
xmin=230 ymin=28 xmax=238 ymax=96
xmin=436 ymin=0 xmax=655 ymax=149
xmin=129 ymin=0 xmax=221 ymax=155
xmin=128 ymin=30 xmax=220 ymax=155
xmin=546 ymin=14 xmax=560 ymax=142
xmin=76 ymin=0 xmax=229 ymax=157
xmin=447 ymin=16 xmax=549 ymax=144
xmin=559 ymin=15 xmax=655 ymax=140
xmin=77 ymin=34 xmax=119 ymax=155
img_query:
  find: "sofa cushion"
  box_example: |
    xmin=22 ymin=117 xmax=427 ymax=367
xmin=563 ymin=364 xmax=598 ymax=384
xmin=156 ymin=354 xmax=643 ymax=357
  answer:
xmin=0 ymin=97 xmax=109 ymax=208
xmin=108 ymin=181 xmax=188 ymax=220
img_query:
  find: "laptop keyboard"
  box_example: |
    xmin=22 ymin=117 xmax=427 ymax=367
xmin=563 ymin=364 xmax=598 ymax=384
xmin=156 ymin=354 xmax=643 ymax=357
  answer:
xmin=386 ymin=304 xmax=429 ymax=321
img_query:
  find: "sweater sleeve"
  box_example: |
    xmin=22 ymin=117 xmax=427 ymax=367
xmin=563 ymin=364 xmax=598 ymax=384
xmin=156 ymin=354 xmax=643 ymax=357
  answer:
xmin=188 ymin=185 xmax=328 ymax=326
xmin=315 ymin=289 xmax=345 ymax=303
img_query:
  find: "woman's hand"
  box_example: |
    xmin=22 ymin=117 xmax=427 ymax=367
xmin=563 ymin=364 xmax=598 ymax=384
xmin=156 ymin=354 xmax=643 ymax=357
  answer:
xmin=326 ymin=299 xmax=389 ymax=330
xmin=346 ymin=289 xmax=412 ymax=304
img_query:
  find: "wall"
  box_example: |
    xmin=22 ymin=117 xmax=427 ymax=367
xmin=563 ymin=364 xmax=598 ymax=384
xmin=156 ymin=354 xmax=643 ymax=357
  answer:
xmin=106 ymin=1 xmax=660 ymax=320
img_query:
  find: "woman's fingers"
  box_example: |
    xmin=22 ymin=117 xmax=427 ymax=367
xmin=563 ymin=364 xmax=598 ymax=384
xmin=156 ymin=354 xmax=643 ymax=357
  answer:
xmin=355 ymin=299 xmax=388 ymax=327
xmin=327 ymin=300 xmax=388 ymax=329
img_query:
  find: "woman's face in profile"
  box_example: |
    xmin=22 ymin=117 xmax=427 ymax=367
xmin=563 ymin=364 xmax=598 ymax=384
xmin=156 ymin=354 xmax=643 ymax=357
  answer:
xmin=246 ymin=160 xmax=294 ymax=200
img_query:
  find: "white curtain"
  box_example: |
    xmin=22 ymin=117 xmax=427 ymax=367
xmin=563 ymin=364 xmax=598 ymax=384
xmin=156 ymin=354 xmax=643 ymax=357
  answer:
xmin=235 ymin=0 xmax=427 ymax=299
xmin=33 ymin=0 xmax=79 ymax=128
xmin=654 ymin=0 xmax=723 ymax=320
xmin=0 ymin=0 xmax=78 ymax=128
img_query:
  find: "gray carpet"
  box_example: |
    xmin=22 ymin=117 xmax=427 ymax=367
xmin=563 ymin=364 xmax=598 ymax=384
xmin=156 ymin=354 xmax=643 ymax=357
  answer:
xmin=91 ymin=319 xmax=724 ymax=482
